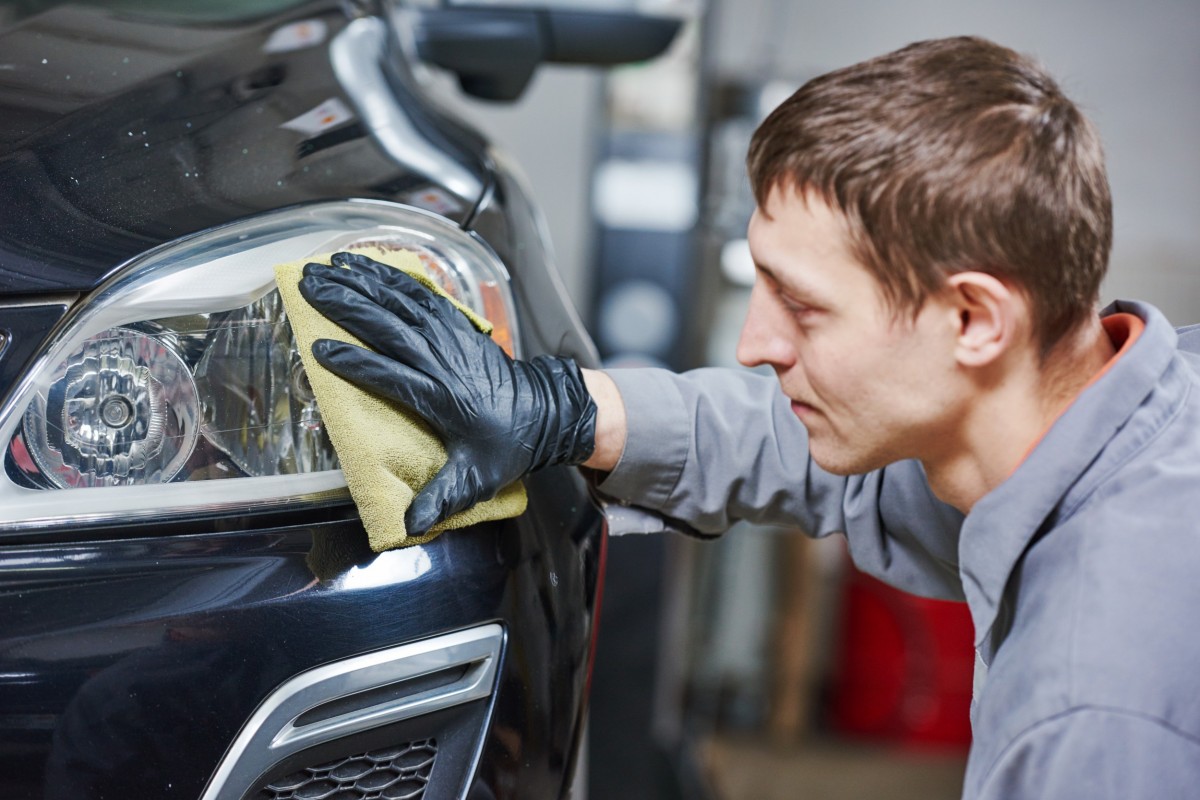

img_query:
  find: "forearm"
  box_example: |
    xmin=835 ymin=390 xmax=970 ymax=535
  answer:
xmin=581 ymin=368 xmax=627 ymax=472
xmin=596 ymin=366 xmax=829 ymax=533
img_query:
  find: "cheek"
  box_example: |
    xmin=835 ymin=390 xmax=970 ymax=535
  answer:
xmin=852 ymin=337 xmax=945 ymax=423
xmin=796 ymin=335 xmax=869 ymax=402
xmin=801 ymin=335 xmax=927 ymax=433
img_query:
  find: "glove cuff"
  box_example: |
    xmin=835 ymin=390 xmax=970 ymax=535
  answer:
xmin=527 ymin=355 xmax=597 ymax=470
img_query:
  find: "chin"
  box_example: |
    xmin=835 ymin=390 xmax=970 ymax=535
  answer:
xmin=809 ymin=444 xmax=888 ymax=477
xmin=808 ymin=451 xmax=860 ymax=476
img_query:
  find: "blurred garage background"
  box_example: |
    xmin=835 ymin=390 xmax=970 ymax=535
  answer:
xmin=433 ymin=0 xmax=1200 ymax=797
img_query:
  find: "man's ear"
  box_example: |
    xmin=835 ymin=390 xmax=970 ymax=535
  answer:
xmin=945 ymin=272 xmax=1022 ymax=367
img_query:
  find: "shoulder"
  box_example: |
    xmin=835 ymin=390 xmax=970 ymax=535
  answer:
xmin=973 ymin=453 xmax=1200 ymax=759
xmin=1021 ymin=457 xmax=1200 ymax=739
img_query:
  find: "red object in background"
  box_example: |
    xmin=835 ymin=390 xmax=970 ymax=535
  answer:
xmin=827 ymin=565 xmax=975 ymax=748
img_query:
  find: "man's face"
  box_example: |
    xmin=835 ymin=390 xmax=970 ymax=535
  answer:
xmin=738 ymin=187 xmax=959 ymax=475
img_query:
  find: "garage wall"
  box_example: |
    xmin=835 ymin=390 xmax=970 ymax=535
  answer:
xmin=710 ymin=0 xmax=1200 ymax=324
xmin=430 ymin=2 xmax=1199 ymax=327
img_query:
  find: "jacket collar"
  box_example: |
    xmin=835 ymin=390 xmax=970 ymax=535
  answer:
xmin=957 ymin=300 xmax=1181 ymax=651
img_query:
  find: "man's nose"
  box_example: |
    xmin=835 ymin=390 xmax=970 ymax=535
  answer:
xmin=736 ymin=282 xmax=789 ymax=369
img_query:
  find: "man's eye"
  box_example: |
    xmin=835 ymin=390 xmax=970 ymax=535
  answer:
xmin=781 ymin=296 xmax=815 ymax=316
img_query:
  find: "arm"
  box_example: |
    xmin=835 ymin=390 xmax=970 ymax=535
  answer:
xmin=591 ymin=366 xmax=966 ymax=600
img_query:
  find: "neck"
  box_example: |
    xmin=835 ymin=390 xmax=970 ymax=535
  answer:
xmin=923 ymin=317 xmax=1117 ymax=514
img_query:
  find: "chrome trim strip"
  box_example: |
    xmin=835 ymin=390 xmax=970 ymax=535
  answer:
xmin=330 ymin=17 xmax=484 ymax=202
xmin=0 ymin=482 xmax=351 ymax=535
xmin=201 ymin=623 xmax=504 ymax=800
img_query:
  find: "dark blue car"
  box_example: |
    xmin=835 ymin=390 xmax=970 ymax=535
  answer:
xmin=0 ymin=2 xmax=678 ymax=797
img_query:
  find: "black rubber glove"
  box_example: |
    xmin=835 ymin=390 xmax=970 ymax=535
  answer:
xmin=298 ymin=251 xmax=597 ymax=535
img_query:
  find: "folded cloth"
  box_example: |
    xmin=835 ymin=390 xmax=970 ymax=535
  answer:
xmin=275 ymin=247 xmax=527 ymax=552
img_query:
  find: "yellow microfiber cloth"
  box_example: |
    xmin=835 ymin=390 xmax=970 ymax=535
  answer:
xmin=275 ymin=246 xmax=527 ymax=552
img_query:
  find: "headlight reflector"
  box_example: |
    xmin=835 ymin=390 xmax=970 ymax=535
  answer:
xmin=24 ymin=326 xmax=200 ymax=488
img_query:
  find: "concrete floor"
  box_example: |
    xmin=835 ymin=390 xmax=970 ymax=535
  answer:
xmin=704 ymin=735 xmax=967 ymax=800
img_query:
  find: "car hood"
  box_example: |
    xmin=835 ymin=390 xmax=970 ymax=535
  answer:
xmin=0 ymin=2 xmax=492 ymax=296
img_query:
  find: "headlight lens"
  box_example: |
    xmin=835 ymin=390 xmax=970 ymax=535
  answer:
xmin=0 ymin=200 xmax=519 ymax=530
xmin=23 ymin=325 xmax=202 ymax=488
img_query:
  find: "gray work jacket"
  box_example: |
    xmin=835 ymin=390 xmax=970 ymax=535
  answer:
xmin=595 ymin=300 xmax=1200 ymax=798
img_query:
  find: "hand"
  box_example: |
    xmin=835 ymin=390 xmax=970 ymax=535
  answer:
xmin=299 ymin=251 xmax=597 ymax=534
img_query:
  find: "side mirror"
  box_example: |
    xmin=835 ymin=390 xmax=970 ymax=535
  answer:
xmin=409 ymin=5 xmax=684 ymax=101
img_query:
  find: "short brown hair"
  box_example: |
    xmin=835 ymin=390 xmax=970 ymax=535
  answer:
xmin=747 ymin=36 xmax=1112 ymax=357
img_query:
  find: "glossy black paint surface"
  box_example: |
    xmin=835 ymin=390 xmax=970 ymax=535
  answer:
xmin=0 ymin=1 xmax=489 ymax=294
xmin=0 ymin=2 xmax=603 ymax=798
xmin=0 ymin=466 xmax=602 ymax=799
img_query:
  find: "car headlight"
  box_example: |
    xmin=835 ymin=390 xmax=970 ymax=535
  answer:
xmin=0 ymin=200 xmax=519 ymax=530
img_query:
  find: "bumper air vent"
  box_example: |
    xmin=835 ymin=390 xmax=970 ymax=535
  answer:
xmin=203 ymin=624 xmax=504 ymax=800
xmin=256 ymin=739 xmax=437 ymax=800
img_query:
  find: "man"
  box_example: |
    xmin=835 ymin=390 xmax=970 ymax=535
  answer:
xmin=300 ymin=36 xmax=1200 ymax=798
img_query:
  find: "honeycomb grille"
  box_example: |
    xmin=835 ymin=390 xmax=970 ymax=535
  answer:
xmin=256 ymin=739 xmax=437 ymax=800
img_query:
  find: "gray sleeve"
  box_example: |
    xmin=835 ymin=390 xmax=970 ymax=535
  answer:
xmin=595 ymin=366 xmax=965 ymax=600
xmin=972 ymin=708 xmax=1200 ymax=799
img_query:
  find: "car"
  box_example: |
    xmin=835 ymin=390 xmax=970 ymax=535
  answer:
xmin=0 ymin=2 xmax=680 ymax=798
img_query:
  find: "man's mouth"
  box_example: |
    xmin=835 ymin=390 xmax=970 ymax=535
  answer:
xmin=790 ymin=399 xmax=818 ymax=419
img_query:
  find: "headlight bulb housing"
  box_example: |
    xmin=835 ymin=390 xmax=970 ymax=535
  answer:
xmin=25 ymin=326 xmax=200 ymax=488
